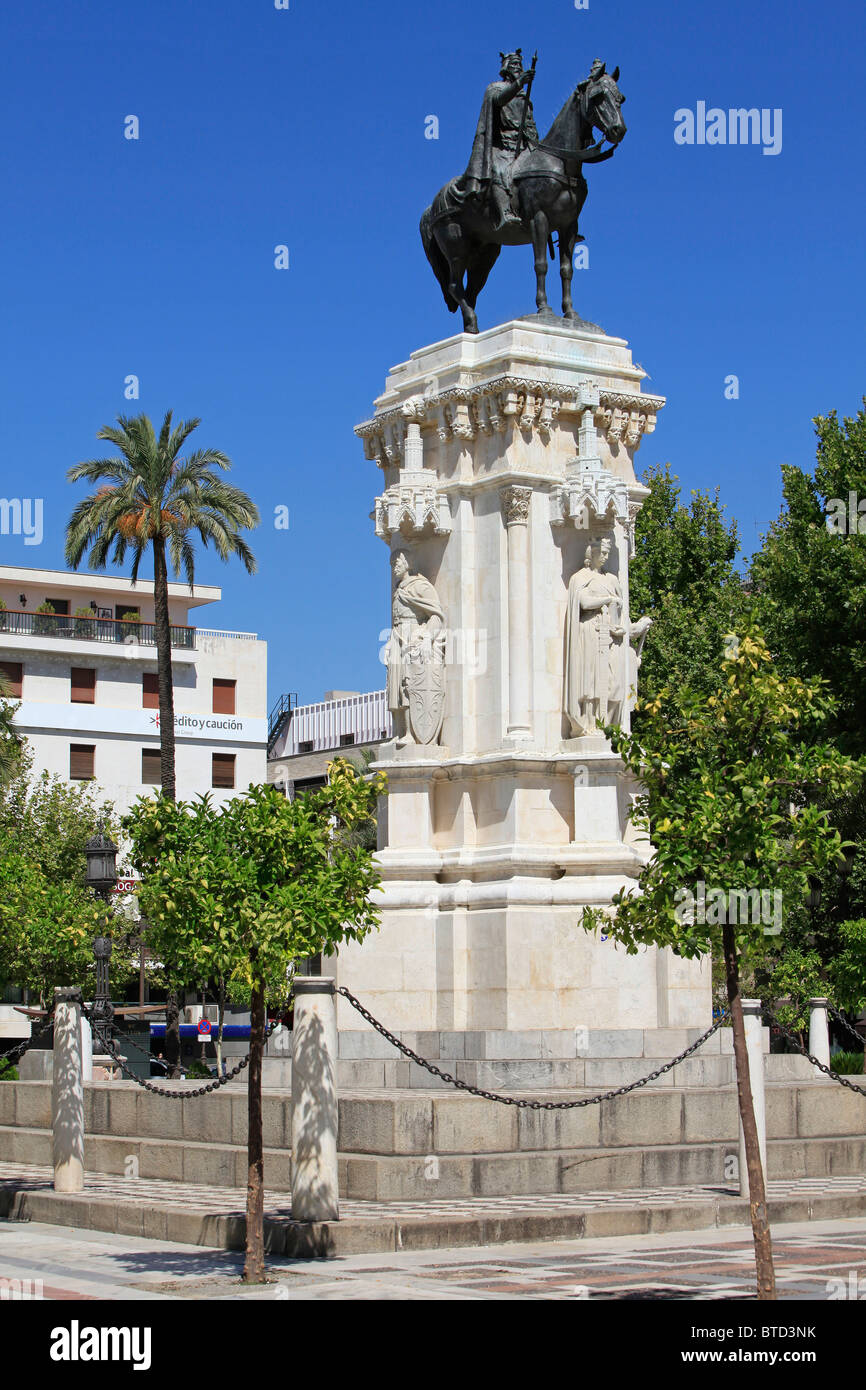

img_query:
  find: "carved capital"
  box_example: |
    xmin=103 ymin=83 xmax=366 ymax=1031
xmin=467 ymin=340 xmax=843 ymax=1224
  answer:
xmin=500 ymin=485 xmax=532 ymax=527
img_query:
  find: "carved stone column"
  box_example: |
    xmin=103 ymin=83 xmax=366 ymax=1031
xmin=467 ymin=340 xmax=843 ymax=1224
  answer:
xmin=500 ymin=485 xmax=533 ymax=739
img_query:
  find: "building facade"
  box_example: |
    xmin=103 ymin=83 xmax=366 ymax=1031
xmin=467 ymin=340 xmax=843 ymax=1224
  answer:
xmin=0 ymin=564 xmax=267 ymax=814
xmin=268 ymin=688 xmax=391 ymax=794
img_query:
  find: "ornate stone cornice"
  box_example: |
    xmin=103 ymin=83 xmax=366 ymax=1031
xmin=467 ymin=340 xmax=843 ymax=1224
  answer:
xmin=356 ymin=378 xmax=665 ymax=465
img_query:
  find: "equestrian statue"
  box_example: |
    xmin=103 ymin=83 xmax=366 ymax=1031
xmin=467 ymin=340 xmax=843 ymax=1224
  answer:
xmin=420 ymin=52 xmax=626 ymax=334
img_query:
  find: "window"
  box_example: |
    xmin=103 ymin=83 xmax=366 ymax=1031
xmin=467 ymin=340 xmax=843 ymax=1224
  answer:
xmin=70 ymin=744 xmax=94 ymax=780
xmin=213 ymin=678 xmax=236 ymax=715
xmin=141 ymin=749 xmax=161 ymax=785
xmin=0 ymin=662 xmax=22 ymax=698
xmin=212 ymin=753 xmax=235 ymax=789
xmin=71 ymin=667 xmax=96 ymax=704
xmin=339 ymin=732 xmax=356 ymax=746
xmin=298 ymin=740 xmax=314 ymax=754
xmin=116 ymin=605 xmax=139 ymax=621
xmin=142 ymin=672 xmax=159 ymax=709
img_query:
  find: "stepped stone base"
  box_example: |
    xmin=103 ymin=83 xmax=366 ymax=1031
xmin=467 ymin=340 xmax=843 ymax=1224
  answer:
xmin=1 ymin=1077 xmax=862 ymax=1202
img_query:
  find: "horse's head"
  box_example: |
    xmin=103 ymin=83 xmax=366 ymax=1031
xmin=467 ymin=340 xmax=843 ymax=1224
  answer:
xmin=579 ymin=62 xmax=627 ymax=147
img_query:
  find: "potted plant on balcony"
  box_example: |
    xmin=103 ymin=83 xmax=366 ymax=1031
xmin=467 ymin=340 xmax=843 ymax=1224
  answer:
xmin=0 ymin=600 xmax=7 ymax=633
xmin=34 ymin=601 xmax=55 ymax=636
xmin=119 ymin=609 xmax=141 ymax=642
xmin=74 ymin=606 xmax=96 ymax=640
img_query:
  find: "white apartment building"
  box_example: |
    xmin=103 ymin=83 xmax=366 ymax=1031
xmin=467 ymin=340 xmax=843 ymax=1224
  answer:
xmin=268 ymin=689 xmax=391 ymax=794
xmin=0 ymin=564 xmax=267 ymax=814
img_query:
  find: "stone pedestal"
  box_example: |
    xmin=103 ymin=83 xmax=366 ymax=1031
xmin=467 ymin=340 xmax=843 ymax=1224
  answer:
xmin=52 ymin=988 xmax=84 ymax=1193
xmin=339 ymin=318 xmax=710 ymax=1048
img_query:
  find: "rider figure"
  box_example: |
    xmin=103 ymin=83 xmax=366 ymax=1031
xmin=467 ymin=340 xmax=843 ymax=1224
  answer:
xmin=461 ymin=50 xmax=538 ymax=231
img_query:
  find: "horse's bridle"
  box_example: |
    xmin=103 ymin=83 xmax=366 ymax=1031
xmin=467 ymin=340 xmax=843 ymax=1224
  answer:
xmin=513 ymin=84 xmax=620 ymax=183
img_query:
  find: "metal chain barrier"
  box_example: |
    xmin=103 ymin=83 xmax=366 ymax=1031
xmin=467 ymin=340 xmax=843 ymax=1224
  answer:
xmin=337 ymin=986 xmax=729 ymax=1110
xmin=828 ymin=1003 xmax=865 ymax=1051
xmin=83 ymin=1008 xmax=283 ymax=1100
xmin=763 ymin=1005 xmax=866 ymax=1097
xmin=0 ymin=1011 xmax=55 ymax=1064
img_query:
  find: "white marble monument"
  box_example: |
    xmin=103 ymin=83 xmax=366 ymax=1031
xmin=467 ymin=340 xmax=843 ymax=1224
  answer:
xmin=337 ymin=317 xmax=710 ymax=1050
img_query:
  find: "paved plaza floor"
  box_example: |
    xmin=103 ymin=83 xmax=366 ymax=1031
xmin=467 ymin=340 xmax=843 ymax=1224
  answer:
xmin=2 ymin=1216 xmax=866 ymax=1301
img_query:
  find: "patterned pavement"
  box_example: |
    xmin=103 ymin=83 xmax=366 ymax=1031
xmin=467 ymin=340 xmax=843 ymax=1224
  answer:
xmin=3 ymin=1216 xmax=866 ymax=1300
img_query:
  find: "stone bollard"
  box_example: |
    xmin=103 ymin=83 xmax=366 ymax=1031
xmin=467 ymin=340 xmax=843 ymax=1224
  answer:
xmin=52 ymin=988 xmax=85 ymax=1193
xmin=291 ymin=977 xmax=339 ymax=1222
xmin=808 ymin=997 xmax=831 ymax=1072
xmin=737 ymin=999 xmax=767 ymax=1200
xmin=80 ymin=1013 xmax=93 ymax=1084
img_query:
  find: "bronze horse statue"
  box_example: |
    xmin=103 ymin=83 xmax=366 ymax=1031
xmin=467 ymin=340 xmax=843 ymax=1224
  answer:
xmin=420 ymin=63 xmax=626 ymax=334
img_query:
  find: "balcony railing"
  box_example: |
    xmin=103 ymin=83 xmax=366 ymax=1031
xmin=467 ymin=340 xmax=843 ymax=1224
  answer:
xmin=0 ymin=610 xmax=196 ymax=650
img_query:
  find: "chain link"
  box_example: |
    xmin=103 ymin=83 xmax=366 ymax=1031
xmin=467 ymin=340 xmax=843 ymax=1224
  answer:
xmin=763 ymin=1005 xmax=866 ymax=1096
xmin=828 ymin=1003 xmax=866 ymax=1052
xmin=84 ymin=1009 xmax=283 ymax=1100
xmin=337 ymin=987 xmax=729 ymax=1109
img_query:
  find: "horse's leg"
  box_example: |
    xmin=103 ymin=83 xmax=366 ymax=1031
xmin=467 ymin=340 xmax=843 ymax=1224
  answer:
xmin=440 ymin=228 xmax=478 ymax=333
xmin=560 ymin=223 xmax=579 ymax=321
xmin=466 ymin=242 xmax=501 ymax=310
xmin=530 ymin=210 xmax=550 ymax=313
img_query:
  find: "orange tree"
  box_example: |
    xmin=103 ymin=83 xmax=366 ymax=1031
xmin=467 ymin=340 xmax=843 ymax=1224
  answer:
xmin=583 ymin=631 xmax=864 ymax=1300
xmin=124 ymin=760 xmax=385 ymax=1282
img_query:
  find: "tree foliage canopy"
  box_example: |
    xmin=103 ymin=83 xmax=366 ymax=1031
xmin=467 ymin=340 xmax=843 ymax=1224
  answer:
xmin=123 ymin=761 xmax=386 ymax=1000
xmin=584 ymin=632 xmax=864 ymax=966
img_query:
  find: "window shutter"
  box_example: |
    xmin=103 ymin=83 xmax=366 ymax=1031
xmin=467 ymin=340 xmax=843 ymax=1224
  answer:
xmin=213 ymin=679 xmax=236 ymax=715
xmin=71 ymin=667 xmax=96 ymax=704
xmin=212 ymin=753 xmax=235 ymax=789
xmin=141 ymin=749 xmax=161 ymax=785
xmin=70 ymin=744 xmax=94 ymax=780
xmin=142 ymin=673 xmax=159 ymax=709
xmin=0 ymin=662 xmax=22 ymax=698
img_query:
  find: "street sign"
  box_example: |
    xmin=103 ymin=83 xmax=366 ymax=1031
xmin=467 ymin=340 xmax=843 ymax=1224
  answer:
xmin=197 ymin=1018 xmax=212 ymax=1037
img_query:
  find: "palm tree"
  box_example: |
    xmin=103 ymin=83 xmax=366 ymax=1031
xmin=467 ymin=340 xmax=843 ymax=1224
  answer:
xmin=0 ymin=676 xmax=21 ymax=786
xmin=66 ymin=411 xmax=259 ymax=1078
xmin=65 ymin=411 xmax=260 ymax=799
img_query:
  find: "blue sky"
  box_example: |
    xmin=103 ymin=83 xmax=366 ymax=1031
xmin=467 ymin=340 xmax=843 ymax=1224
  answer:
xmin=0 ymin=0 xmax=864 ymax=708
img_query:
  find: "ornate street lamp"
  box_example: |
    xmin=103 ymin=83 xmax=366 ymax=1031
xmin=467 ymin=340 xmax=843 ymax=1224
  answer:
xmin=85 ymin=828 xmax=118 ymax=900
xmin=85 ymin=827 xmax=118 ymax=1035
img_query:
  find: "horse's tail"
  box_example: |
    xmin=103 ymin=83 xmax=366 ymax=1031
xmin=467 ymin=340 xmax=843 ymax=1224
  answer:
xmin=548 ymin=233 xmax=556 ymax=260
xmin=420 ymin=202 xmax=458 ymax=314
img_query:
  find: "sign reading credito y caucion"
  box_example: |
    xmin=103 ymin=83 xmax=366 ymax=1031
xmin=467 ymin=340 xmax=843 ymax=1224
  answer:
xmin=14 ymin=702 xmax=266 ymax=745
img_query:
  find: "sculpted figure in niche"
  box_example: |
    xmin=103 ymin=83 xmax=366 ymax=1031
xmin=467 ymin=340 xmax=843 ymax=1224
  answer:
xmin=386 ymin=550 xmax=446 ymax=748
xmin=564 ymin=536 xmax=651 ymax=736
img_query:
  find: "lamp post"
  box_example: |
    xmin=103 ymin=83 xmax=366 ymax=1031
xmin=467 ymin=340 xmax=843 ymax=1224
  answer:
xmin=85 ymin=828 xmax=118 ymax=1039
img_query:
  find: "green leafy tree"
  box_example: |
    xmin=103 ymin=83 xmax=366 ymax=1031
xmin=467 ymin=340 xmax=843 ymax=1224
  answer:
xmin=583 ymin=631 xmax=864 ymax=1300
xmin=124 ymin=759 xmax=386 ymax=1282
xmin=751 ymin=405 xmax=866 ymax=756
xmin=66 ymin=409 xmax=260 ymax=1074
xmin=0 ymin=752 xmax=129 ymax=1003
xmin=630 ymin=464 xmax=748 ymax=708
xmin=0 ymin=852 xmax=111 ymax=1005
xmin=750 ymin=404 xmax=866 ymax=1022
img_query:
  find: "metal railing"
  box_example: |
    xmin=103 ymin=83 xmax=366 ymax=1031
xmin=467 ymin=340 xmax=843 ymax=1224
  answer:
xmin=0 ymin=610 xmax=195 ymax=650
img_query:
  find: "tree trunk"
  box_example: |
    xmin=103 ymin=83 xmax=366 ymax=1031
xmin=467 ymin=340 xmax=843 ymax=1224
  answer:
xmin=243 ymin=980 xmax=266 ymax=1283
xmin=164 ymin=986 xmax=181 ymax=1080
xmin=723 ymin=921 xmax=776 ymax=1300
xmin=152 ymin=535 xmax=177 ymax=802
xmin=153 ymin=536 xmax=181 ymax=1072
xmin=216 ymin=978 xmax=225 ymax=1077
